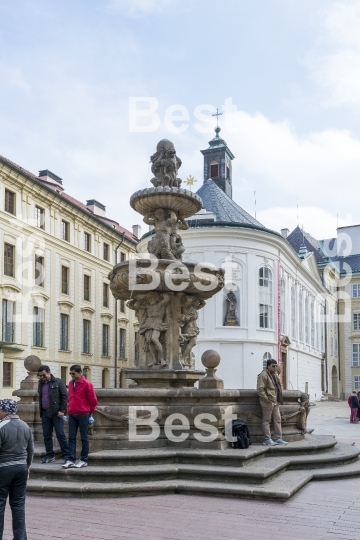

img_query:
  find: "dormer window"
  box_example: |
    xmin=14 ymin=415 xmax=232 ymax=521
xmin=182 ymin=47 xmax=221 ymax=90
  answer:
xmin=210 ymin=163 xmax=219 ymax=177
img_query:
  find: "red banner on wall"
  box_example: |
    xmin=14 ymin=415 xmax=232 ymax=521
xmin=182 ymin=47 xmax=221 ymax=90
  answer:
xmin=278 ymin=260 xmax=282 ymax=365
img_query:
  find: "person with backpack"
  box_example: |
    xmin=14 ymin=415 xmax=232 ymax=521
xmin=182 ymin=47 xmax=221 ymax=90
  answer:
xmin=257 ymin=358 xmax=288 ymax=446
xmin=349 ymin=391 xmax=360 ymax=423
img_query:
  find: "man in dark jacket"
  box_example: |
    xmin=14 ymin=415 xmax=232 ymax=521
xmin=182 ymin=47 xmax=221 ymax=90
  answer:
xmin=0 ymin=399 xmax=34 ymax=540
xmin=37 ymin=365 xmax=69 ymax=463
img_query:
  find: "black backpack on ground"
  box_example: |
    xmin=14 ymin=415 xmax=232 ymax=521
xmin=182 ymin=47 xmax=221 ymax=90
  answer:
xmin=229 ymin=418 xmax=252 ymax=449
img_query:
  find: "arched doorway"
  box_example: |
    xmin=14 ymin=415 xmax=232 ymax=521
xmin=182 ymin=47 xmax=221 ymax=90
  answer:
xmin=331 ymin=366 xmax=338 ymax=397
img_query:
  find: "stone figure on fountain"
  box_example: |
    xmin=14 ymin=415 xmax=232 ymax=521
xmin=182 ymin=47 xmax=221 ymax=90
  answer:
xmin=112 ymin=139 xmax=224 ymax=378
xmin=134 ymin=292 xmax=171 ymax=367
xmin=144 ymin=209 xmax=189 ymax=261
xmin=150 ymin=139 xmax=182 ymax=188
xmin=179 ymin=295 xmax=205 ymax=367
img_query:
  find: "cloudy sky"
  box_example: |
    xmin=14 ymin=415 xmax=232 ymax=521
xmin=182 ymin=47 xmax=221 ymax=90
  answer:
xmin=1 ymin=0 xmax=359 ymax=239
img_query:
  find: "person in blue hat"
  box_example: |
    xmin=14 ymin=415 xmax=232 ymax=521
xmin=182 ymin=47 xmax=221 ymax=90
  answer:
xmin=0 ymin=399 xmax=34 ymax=540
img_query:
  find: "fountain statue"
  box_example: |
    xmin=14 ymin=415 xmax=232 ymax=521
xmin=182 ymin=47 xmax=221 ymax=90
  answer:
xmin=109 ymin=139 xmax=224 ymax=386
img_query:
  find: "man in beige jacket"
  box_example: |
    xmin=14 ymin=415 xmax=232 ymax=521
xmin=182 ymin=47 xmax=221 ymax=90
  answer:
xmin=256 ymin=359 xmax=288 ymax=446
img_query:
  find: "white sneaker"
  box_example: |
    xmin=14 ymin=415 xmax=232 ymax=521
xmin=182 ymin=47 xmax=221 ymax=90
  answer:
xmin=274 ymin=438 xmax=288 ymax=445
xmin=263 ymin=439 xmax=277 ymax=446
xmin=62 ymin=460 xmax=75 ymax=469
xmin=74 ymin=460 xmax=88 ymax=468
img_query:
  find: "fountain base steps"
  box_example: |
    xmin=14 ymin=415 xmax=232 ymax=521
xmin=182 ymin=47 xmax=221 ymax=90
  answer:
xmin=27 ymin=435 xmax=360 ymax=500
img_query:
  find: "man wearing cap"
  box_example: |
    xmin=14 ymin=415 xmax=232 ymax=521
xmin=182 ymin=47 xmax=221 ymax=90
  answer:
xmin=0 ymin=399 xmax=34 ymax=540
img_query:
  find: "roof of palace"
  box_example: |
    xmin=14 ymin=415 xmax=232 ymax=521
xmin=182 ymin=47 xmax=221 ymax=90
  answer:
xmin=332 ymin=255 xmax=360 ymax=274
xmin=287 ymin=226 xmax=326 ymax=263
xmin=194 ymin=178 xmax=266 ymax=229
xmin=0 ymin=154 xmax=137 ymax=243
xmin=287 ymin=225 xmax=360 ymax=275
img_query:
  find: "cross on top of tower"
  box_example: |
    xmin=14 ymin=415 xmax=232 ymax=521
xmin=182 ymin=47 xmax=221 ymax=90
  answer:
xmin=212 ymin=108 xmax=223 ymax=127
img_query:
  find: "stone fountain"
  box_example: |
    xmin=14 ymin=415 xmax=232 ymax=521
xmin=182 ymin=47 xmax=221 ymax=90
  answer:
xmin=109 ymin=139 xmax=224 ymax=388
xmin=16 ymin=140 xmax=359 ymax=501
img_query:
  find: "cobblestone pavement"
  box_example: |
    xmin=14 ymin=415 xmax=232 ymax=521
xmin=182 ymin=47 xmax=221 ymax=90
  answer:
xmin=3 ymin=401 xmax=360 ymax=540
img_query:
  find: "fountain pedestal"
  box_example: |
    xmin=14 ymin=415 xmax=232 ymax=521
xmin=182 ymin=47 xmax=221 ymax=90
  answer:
xmin=124 ymin=368 xmax=205 ymax=388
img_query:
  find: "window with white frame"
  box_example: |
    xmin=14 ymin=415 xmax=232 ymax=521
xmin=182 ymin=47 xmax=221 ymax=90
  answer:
xmin=316 ymin=304 xmax=320 ymax=350
xmin=263 ymin=352 xmax=272 ymax=370
xmin=320 ymin=306 xmax=325 ymax=352
xmin=61 ymin=220 xmax=70 ymax=241
xmin=60 ymin=313 xmax=68 ymax=350
xmin=355 ymin=376 xmax=360 ymax=390
xmin=102 ymin=324 xmax=109 ymax=356
xmin=305 ymin=296 xmax=309 ymax=344
xmin=35 ymin=206 xmax=45 ymax=229
xmin=83 ymin=319 xmax=91 ymax=354
xmin=281 ymin=275 xmax=286 ymax=334
xmin=291 ymin=286 xmax=296 ymax=339
xmin=299 ymin=291 xmax=304 ymax=341
xmin=33 ymin=306 xmax=44 ymax=347
xmin=34 ymin=255 xmax=44 ymax=287
xmin=259 ymin=267 xmax=273 ymax=329
xmin=352 ymin=284 xmax=360 ymax=298
xmin=119 ymin=328 xmax=126 ymax=358
xmin=2 ymin=299 xmax=14 ymax=343
xmin=354 ymin=312 xmax=360 ymax=331
xmin=311 ymin=300 xmax=315 ymax=347
xmin=353 ymin=344 xmax=360 ymax=367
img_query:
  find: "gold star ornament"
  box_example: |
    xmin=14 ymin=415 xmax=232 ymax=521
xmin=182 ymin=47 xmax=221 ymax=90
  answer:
xmin=185 ymin=175 xmax=197 ymax=191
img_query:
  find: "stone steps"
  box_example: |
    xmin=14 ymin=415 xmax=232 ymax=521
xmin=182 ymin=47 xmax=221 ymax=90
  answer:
xmin=26 ymin=435 xmax=360 ymax=498
xmin=86 ymin=435 xmax=337 ymax=468
xmin=24 ymin=471 xmax=320 ymax=500
xmin=28 ymin=443 xmax=360 ymax=486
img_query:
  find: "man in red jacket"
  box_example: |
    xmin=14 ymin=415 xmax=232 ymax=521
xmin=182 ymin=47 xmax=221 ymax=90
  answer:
xmin=62 ymin=364 xmax=98 ymax=469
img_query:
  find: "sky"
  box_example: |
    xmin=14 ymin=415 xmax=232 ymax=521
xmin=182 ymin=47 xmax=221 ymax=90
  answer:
xmin=0 ymin=0 xmax=359 ymax=239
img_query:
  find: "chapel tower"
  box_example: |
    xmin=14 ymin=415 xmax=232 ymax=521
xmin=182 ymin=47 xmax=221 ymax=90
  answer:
xmin=200 ymin=126 xmax=235 ymax=199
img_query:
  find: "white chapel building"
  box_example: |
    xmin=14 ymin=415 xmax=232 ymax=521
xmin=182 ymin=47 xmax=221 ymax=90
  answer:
xmin=180 ymin=128 xmax=329 ymax=400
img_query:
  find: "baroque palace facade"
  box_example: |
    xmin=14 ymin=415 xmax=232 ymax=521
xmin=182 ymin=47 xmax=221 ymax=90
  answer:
xmin=0 ymin=155 xmax=138 ymax=399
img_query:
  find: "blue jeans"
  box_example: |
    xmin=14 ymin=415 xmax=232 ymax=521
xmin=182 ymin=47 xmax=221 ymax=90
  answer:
xmin=68 ymin=414 xmax=90 ymax=463
xmin=41 ymin=410 xmax=69 ymax=460
xmin=0 ymin=464 xmax=28 ymax=540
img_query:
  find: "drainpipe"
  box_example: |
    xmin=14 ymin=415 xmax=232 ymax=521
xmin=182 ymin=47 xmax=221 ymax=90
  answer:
xmin=336 ymin=288 xmax=341 ymax=397
xmin=114 ymin=232 xmax=125 ymax=388
xmin=320 ymin=270 xmax=329 ymax=393
xmin=324 ymin=301 xmax=329 ymax=393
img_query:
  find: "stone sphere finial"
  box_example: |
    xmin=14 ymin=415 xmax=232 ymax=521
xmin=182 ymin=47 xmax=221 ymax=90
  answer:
xmin=24 ymin=355 xmax=42 ymax=373
xmin=201 ymin=350 xmax=221 ymax=369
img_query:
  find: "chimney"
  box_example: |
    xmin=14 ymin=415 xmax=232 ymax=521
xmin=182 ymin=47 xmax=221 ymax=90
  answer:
xmin=38 ymin=170 xmax=64 ymax=193
xmin=132 ymin=224 xmax=142 ymax=238
xmin=86 ymin=199 xmax=106 ymax=217
xmin=281 ymin=228 xmax=289 ymax=239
